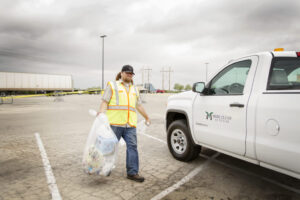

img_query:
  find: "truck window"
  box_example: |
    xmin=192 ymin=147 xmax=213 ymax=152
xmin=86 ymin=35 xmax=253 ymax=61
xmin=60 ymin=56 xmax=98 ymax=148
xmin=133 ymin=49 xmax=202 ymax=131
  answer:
xmin=208 ymin=60 xmax=252 ymax=95
xmin=267 ymin=57 xmax=300 ymax=90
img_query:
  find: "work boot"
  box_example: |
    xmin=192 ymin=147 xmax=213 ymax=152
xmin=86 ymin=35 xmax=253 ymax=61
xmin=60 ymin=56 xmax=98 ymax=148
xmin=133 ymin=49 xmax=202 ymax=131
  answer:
xmin=127 ymin=174 xmax=145 ymax=182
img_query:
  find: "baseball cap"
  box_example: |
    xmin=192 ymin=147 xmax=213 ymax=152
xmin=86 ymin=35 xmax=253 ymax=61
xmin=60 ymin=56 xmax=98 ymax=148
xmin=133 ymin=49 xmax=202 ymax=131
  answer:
xmin=121 ymin=65 xmax=135 ymax=75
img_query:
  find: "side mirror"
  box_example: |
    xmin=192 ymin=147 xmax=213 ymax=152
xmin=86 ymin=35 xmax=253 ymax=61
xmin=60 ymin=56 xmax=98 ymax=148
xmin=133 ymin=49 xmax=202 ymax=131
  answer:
xmin=192 ymin=82 xmax=205 ymax=93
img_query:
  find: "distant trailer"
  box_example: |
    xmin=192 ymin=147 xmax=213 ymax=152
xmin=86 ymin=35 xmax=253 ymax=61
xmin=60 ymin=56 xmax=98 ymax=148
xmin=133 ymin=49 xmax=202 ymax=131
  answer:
xmin=0 ymin=72 xmax=73 ymax=93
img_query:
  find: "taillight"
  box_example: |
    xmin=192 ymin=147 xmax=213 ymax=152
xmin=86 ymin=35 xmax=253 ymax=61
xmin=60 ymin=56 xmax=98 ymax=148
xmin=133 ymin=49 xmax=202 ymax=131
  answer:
xmin=297 ymin=52 xmax=300 ymax=57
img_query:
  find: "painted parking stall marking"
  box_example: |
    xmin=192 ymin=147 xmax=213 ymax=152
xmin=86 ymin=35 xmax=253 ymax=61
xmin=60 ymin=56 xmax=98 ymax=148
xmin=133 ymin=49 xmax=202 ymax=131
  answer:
xmin=139 ymin=131 xmax=300 ymax=198
xmin=139 ymin=131 xmax=167 ymax=144
xmin=151 ymin=152 xmax=219 ymax=200
xmin=137 ymin=130 xmax=218 ymax=200
xmin=35 ymin=133 xmax=62 ymax=200
xmin=199 ymin=154 xmax=300 ymax=195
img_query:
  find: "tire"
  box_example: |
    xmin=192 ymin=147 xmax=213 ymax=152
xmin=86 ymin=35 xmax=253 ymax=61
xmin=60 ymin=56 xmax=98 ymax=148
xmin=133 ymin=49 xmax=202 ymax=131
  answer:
xmin=167 ymin=120 xmax=201 ymax=162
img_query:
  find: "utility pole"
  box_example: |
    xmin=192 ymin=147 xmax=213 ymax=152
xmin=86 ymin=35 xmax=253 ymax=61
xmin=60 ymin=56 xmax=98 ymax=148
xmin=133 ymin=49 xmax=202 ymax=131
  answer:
xmin=162 ymin=67 xmax=173 ymax=91
xmin=160 ymin=67 xmax=172 ymax=90
xmin=168 ymin=67 xmax=173 ymax=91
xmin=144 ymin=67 xmax=152 ymax=92
xmin=205 ymin=62 xmax=209 ymax=82
xmin=141 ymin=67 xmax=144 ymax=87
xmin=100 ymin=35 xmax=107 ymax=89
xmin=160 ymin=67 xmax=165 ymax=90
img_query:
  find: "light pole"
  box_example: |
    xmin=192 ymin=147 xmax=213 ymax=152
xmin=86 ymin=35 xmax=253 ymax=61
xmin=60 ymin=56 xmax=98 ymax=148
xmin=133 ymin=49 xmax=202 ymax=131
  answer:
xmin=100 ymin=35 xmax=107 ymax=90
xmin=205 ymin=62 xmax=209 ymax=82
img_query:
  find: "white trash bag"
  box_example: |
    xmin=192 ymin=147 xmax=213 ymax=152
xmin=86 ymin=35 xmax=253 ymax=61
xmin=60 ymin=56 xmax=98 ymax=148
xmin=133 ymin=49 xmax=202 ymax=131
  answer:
xmin=82 ymin=110 xmax=120 ymax=176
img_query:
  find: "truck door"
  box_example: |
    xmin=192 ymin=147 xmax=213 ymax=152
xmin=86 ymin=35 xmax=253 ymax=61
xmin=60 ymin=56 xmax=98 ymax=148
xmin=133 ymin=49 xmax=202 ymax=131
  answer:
xmin=193 ymin=56 xmax=258 ymax=155
xmin=256 ymin=56 xmax=300 ymax=174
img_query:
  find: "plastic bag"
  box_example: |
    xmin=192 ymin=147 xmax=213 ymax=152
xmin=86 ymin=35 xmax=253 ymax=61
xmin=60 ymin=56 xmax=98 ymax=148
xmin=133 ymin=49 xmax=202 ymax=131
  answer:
xmin=82 ymin=110 xmax=119 ymax=176
xmin=137 ymin=120 xmax=147 ymax=135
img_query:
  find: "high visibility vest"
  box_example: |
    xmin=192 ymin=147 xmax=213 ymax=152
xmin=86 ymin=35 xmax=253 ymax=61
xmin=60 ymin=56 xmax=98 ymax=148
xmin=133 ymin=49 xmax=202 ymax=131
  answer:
xmin=106 ymin=81 xmax=139 ymax=127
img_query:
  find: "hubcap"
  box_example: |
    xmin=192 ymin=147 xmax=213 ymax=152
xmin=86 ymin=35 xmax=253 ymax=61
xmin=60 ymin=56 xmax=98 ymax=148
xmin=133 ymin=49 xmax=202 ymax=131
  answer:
xmin=170 ymin=129 xmax=187 ymax=154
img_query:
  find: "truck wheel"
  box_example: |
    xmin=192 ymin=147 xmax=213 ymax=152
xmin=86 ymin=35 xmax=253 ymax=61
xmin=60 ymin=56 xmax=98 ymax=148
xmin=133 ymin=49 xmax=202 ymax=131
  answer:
xmin=167 ymin=120 xmax=201 ymax=162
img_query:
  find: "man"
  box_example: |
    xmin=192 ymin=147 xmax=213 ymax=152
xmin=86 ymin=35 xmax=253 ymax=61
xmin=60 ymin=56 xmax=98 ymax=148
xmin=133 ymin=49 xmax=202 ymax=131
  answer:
xmin=97 ymin=65 xmax=150 ymax=182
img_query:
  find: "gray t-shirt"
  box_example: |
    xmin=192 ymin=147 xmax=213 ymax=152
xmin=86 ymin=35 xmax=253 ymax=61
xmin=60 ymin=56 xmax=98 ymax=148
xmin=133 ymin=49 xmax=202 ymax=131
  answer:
xmin=102 ymin=80 xmax=141 ymax=127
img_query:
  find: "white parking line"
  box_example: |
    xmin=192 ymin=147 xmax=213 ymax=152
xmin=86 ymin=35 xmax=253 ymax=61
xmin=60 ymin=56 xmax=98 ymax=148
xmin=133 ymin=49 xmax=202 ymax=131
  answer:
xmin=200 ymin=154 xmax=300 ymax=195
xmin=35 ymin=133 xmax=62 ymax=200
xmin=151 ymin=153 xmax=219 ymax=200
xmin=139 ymin=132 xmax=167 ymax=144
xmin=138 ymin=131 xmax=218 ymax=200
xmin=140 ymin=132 xmax=300 ymax=198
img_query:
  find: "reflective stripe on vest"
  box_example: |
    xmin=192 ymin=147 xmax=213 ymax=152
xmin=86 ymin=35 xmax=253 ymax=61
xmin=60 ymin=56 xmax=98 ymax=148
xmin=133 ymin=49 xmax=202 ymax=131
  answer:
xmin=107 ymin=105 xmax=136 ymax=112
xmin=112 ymin=81 xmax=119 ymax=105
xmin=106 ymin=81 xmax=138 ymax=127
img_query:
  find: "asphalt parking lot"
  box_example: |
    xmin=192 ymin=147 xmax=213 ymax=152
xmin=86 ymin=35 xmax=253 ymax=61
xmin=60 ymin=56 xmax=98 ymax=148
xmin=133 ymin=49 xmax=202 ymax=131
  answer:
xmin=1 ymin=94 xmax=300 ymax=200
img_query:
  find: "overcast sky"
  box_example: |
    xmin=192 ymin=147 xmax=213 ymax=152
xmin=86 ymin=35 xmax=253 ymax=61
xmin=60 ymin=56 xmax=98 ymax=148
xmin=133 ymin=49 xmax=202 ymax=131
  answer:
xmin=1 ymin=0 xmax=300 ymax=89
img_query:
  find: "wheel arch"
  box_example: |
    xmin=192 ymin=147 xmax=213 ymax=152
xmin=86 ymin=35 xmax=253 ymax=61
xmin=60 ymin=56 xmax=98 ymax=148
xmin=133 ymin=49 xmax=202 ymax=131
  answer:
xmin=166 ymin=110 xmax=201 ymax=161
xmin=166 ymin=109 xmax=194 ymax=142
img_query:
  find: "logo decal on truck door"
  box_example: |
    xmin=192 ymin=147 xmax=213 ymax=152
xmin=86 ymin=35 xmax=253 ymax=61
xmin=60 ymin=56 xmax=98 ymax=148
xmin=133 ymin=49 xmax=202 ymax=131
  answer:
xmin=205 ymin=111 xmax=232 ymax=123
xmin=205 ymin=112 xmax=214 ymax=120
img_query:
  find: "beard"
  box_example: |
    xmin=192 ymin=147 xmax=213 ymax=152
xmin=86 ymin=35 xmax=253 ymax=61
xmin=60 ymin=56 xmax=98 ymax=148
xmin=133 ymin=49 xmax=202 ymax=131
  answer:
xmin=122 ymin=76 xmax=132 ymax=83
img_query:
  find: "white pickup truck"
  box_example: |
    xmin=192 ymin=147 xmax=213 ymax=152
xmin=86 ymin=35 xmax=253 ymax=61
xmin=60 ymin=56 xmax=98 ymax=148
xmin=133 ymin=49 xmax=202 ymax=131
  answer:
xmin=166 ymin=50 xmax=300 ymax=179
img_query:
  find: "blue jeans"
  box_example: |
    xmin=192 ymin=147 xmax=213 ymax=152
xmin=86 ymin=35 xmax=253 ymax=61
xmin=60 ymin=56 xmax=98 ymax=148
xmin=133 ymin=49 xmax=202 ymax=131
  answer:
xmin=110 ymin=126 xmax=139 ymax=175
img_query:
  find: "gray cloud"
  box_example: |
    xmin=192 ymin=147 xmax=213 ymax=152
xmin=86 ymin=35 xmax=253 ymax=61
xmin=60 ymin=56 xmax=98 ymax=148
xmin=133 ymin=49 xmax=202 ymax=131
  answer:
xmin=0 ymin=0 xmax=299 ymax=89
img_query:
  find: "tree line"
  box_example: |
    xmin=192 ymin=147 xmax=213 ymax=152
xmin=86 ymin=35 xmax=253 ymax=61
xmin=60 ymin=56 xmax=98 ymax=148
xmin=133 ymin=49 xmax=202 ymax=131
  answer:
xmin=173 ymin=83 xmax=192 ymax=92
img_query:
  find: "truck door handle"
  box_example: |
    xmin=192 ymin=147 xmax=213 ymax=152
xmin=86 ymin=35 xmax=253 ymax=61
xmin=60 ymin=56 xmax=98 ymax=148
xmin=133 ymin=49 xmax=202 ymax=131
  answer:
xmin=230 ymin=103 xmax=244 ymax=108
